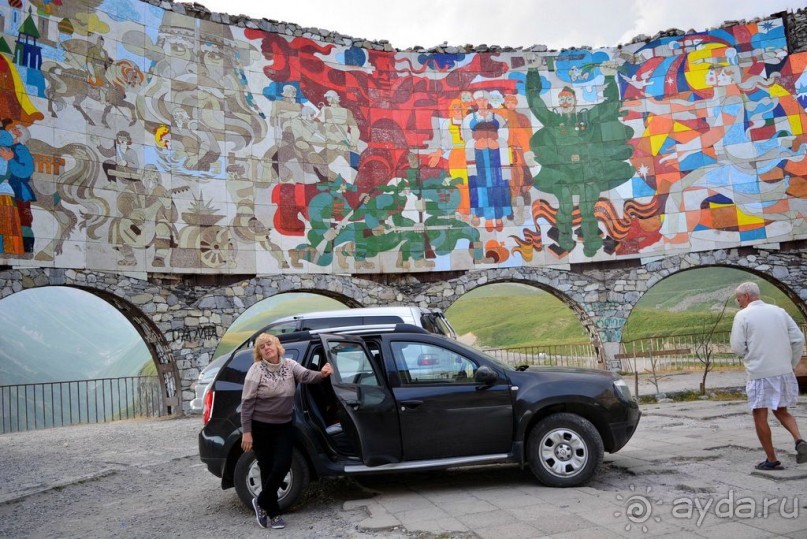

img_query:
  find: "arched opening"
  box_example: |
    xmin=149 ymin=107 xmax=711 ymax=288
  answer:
xmin=446 ymin=281 xmax=599 ymax=368
xmin=625 ymin=266 xmax=805 ymax=338
xmin=213 ymin=292 xmax=351 ymax=359
xmin=189 ymin=292 xmax=350 ymax=413
xmin=0 ymin=286 xmax=177 ymax=433
xmin=620 ymin=266 xmax=806 ymax=374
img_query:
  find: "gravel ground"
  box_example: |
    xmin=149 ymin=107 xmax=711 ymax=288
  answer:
xmin=0 ymin=416 xmax=414 ymax=538
xmin=1 ymin=372 xmax=792 ymax=539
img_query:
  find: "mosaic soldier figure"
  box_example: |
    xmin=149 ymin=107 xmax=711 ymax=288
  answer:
xmin=86 ymin=35 xmax=112 ymax=87
xmin=526 ymin=62 xmax=634 ymax=257
xmin=319 ymin=90 xmax=360 ymax=180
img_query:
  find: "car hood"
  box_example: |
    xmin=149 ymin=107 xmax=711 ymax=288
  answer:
xmin=508 ymin=365 xmax=619 ymax=385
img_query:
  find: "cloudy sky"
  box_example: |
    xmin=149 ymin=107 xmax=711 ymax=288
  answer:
xmin=195 ymin=0 xmax=804 ymax=49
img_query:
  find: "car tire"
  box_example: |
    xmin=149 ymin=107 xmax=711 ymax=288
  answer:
xmin=527 ymin=413 xmax=603 ymax=487
xmin=233 ymin=448 xmax=310 ymax=511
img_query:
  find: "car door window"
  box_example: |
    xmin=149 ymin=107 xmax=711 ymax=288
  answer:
xmin=328 ymin=342 xmax=381 ymax=387
xmin=304 ymin=347 xmax=324 ymax=368
xmin=390 ymin=342 xmax=477 ymax=384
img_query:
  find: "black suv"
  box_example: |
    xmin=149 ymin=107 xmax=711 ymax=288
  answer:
xmin=199 ymin=325 xmax=641 ymax=510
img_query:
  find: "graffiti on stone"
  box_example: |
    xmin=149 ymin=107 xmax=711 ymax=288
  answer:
xmin=599 ymin=328 xmax=625 ymax=342
xmin=595 ymin=317 xmax=626 ymax=330
xmin=168 ymin=325 xmax=218 ymax=343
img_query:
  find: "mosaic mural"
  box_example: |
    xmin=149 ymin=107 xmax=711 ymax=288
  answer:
xmin=1 ymin=0 xmax=806 ymax=275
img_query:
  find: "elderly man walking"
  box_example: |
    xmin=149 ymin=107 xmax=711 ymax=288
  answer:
xmin=730 ymin=281 xmax=807 ymax=470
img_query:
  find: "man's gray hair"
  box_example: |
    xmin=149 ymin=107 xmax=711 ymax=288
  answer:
xmin=736 ymin=281 xmax=760 ymax=298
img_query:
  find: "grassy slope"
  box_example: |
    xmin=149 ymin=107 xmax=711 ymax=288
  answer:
xmin=446 ymin=284 xmax=588 ymax=347
xmin=624 ymin=268 xmax=804 ymax=339
xmin=446 ymin=271 xmax=806 ymax=348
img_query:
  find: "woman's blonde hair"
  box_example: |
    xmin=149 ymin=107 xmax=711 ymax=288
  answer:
xmin=253 ymin=333 xmax=285 ymax=362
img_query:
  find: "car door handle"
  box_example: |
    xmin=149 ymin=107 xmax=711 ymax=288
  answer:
xmin=399 ymin=400 xmax=423 ymax=409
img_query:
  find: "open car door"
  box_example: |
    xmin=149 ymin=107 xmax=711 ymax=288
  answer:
xmin=319 ymin=334 xmax=402 ymax=466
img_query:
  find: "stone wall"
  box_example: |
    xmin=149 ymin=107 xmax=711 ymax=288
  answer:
xmin=787 ymin=8 xmax=807 ymax=52
xmin=3 ymin=241 xmax=805 ymax=410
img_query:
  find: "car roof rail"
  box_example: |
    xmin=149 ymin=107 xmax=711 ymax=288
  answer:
xmin=308 ymin=323 xmax=430 ymax=337
xmin=278 ymin=330 xmax=313 ymax=343
xmin=392 ymin=323 xmax=429 ymax=334
xmin=246 ymin=322 xmax=432 ymax=348
xmin=310 ymin=323 xmax=401 ymax=335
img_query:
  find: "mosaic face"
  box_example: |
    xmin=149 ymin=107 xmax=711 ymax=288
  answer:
xmin=0 ymin=1 xmax=804 ymax=274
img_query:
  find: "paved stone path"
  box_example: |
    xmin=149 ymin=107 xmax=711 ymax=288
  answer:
xmin=2 ymin=370 xmax=806 ymax=538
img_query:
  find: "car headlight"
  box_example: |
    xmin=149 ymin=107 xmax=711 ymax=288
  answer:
xmin=613 ymin=378 xmax=633 ymax=402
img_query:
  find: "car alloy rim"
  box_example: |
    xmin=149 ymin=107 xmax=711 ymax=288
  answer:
xmin=538 ymin=428 xmax=587 ymax=477
xmin=247 ymin=459 xmax=293 ymax=500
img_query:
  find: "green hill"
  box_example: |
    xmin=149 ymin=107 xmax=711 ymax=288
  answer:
xmin=624 ymin=268 xmax=804 ymax=340
xmin=446 ymin=284 xmax=588 ymax=347
xmin=446 ymin=269 xmax=806 ymax=349
xmin=0 ymin=287 xmax=152 ymax=384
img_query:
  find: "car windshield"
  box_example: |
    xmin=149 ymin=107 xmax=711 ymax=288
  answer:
xmin=420 ymin=312 xmax=457 ymax=339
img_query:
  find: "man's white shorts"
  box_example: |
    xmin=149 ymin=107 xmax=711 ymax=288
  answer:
xmin=746 ymin=372 xmax=799 ymax=410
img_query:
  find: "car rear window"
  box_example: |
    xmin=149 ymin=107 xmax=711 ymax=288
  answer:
xmin=264 ymin=320 xmax=300 ymax=335
xmin=362 ymin=316 xmax=404 ymax=325
xmin=303 ymin=317 xmax=363 ymax=330
xmin=220 ymin=349 xmax=301 ymax=381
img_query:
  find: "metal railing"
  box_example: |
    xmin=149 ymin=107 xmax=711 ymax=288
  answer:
xmin=618 ymin=324 xmax=807 ymax=372
xmin=483 ymin=342 xmax=599 ymax=369
xmin=618 ymin=331 xmax=740 ymax=372
xmin=0 ymin=376 xmax=164 ymax=434
xmin=476 ymin=324 xmax=807 ymax=374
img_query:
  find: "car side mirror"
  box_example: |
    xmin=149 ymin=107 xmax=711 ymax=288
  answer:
xmin=474 ymin=366 xmax=497 ymax=386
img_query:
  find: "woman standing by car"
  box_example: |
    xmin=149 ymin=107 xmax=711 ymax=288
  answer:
xmin=241 ymin=333 xmax=332 ymax=529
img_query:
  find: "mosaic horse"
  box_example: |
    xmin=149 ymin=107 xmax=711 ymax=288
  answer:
xmin=43 ymin=59 xmax=145 ymax=128
xmin=25 ymin=140 xmax=110 ymax=261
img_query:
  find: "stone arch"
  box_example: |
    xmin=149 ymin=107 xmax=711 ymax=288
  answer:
xmin=0 ymin=268 xmax=182 ymax=415
xmin=642 ymin=263 xmax=807 ymax=319
xmin=614 ymin=249 xmax=807 ymax=367
xmin=4 ymin=245 xmax=806 ymax=408
xmin=180 ymin=274 xmax=409 ymax=399
xmin=423 ymin=268 xmax=610 ymax=365
xmin=636 ymin=251 xmax=807 ymax=315
xmin=83 ymin=288 xmax=182 ymax=414
xmin=190 ymin=273 xmax=403 ymax=335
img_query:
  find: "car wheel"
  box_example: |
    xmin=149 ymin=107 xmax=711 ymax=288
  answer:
xmin=527 ymin=413 xmax=603 ymax=487
xmin=233 ymin=448 xmax=310 ymax=511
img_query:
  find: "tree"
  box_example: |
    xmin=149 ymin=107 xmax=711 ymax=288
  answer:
xmin=693 ymin=297 xmax=732 ymax=395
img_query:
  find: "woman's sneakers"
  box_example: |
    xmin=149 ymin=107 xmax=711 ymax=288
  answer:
xmin=250 ymin=497 xmax=285 ymax=529
xmin=252 ymin=498 xmax=268 ymax=528
xmin=796 ymin=440 xmax=807 ymax=464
